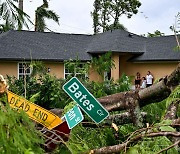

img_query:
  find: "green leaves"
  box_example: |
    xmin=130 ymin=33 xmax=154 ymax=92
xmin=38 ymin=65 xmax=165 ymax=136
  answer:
xmin=129 ymin=136 xmax=179 ymax=154
xmin=91 ymin=52 xmax=115 ymax=78
xmin=0 ymin=0 xmax=32 ymax=31
xmin=127 ymin=147 xmax=139 ymax=154
xmin=64 ymin=58 xmax=89 ymax=81
xmin=92 ymin=0 xmax=141 ymax=33
xmin=159 ymin=126 xmax=176 ymax=132
xmin=0 ymin=98 xmax=44 ymax=153
xmin=35 ymin=0 xmax=59 ymax=32
xmin=157 ymin=120 xmax=176 ymax=132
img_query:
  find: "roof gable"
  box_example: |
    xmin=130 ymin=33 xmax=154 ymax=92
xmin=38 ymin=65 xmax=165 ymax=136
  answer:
xmin=87 ymin=29 xmax=146 ymax=54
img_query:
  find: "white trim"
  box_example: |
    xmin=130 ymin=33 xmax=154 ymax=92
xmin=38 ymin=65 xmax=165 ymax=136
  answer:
xmin=64 ymin=62 xmax=87 ymax=79
xmin=18 ymin=62 xmax=32 ymax=79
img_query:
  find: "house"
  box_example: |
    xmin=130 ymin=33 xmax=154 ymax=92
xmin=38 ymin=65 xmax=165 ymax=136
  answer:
xmin=0 ymin=29 xmax=179 ymax=82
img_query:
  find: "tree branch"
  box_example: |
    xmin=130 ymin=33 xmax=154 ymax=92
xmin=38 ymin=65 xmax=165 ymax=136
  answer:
xmin=98 ymin=63 xmax=180 ymax=112
xmin=81 ymin=112 xmax=147 ymax=128
xmin=90 ymin=131 xmax=180 ymax=154
xmin=173 ymin=118 xmax=180 ymax=125
xmin=164 ymin=99 xmax=180 ymax=120
xmin=105 ymin=111 xmax=147 ymax=125
xmin=157 ymin=140 xmax=180 ymax=154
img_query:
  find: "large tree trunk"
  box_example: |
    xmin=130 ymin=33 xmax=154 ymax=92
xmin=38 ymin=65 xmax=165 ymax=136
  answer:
xmin=50 ymin=63 xmax=179 ymax=125
xmin=89 ymin=63 xmax=180 ymax=153
xmin=98 ymin=63 xmax=180 ymax=112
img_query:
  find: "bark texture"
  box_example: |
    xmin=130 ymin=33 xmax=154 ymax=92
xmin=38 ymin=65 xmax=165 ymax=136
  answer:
xmin=164 ymin=100 xmax=180 ymax=120
xmin=105 ymin=112 xmax=147 ymax=125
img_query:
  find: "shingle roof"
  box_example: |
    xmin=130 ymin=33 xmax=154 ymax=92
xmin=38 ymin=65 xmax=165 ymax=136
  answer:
xmin=0 ymin=29 xmax=179 ymax=62
xmin=87 ymin=29 xmax=146 ymax=54
xmin=0 ymin=30 xmax=92 ymax=61
xmin=129 ymin=35 xmax=180 ymax=61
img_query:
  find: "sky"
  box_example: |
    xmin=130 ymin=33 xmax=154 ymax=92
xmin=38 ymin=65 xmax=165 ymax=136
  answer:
xmin=24 ymin=0 xmax=180 ymax=36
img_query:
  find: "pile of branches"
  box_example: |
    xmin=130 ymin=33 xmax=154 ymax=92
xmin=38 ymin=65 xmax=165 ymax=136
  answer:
xmin=89 ymin=63 xmax=180 ymax=153
xmin=1 ymin=64 xmax=179 ymax=153
xmin=48 ymin=63 xmax=180 ymax=153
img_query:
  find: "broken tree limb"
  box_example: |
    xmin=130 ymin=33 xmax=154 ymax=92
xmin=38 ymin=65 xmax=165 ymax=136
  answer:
xmin=164 ymin=99 xmax=180 ymax=149
xmin=81 ymin=112 xmax=147 ymax=128
xmin=157 ymin=140 xmax=180 ymax=154
xmin=138 ymin=80 xmax=171 ymax=107
xmin=129 ymin=99 xmax=143 ymax=127
xmin=98 ymin=63 xmax=180 ymax=112
xmin=173 ymin=118 xmax=180 ymax=125
xmin=164 ymin=99 xmax=180 ymax=120
xmin=48 ymin=64 xmax=179 ymax=127
xmin=97 ymin=91 xmax=140 ymax=111
xmin=105 ymin=112 xmax=147 ymax=126
xmin=90 ymin=131 xmax=180 ymax=154
xmin=166 ymin=63 xmax=180 ymax=90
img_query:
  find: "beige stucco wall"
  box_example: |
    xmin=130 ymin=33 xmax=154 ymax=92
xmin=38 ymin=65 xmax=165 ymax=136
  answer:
xmin=44 ymin=62 xmax=64 ymax=78
xmin=88 ymin=53 xmax=179 ymax=82
xmin=0 ymin=61 xmax=18 ymax=78
xmin=88 ymin=53 xmax=120 ymax=82
xmin=119 ymin=55 xmax=179 ymax=81
xmin=0 ymin=57 xmax=178 ymax=83
xmin=88 ymin=66 xmax=103 ymax=82
xmin=111 ymin=53 xmax=120 ymax=81
xmin=0 ymin=60 xmax=98 ymax=81
xmin=0 ymin=61 xmax=64 ymax=79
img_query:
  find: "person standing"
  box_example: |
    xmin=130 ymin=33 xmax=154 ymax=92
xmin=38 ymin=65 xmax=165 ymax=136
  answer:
xmin=135 ymin=72 xmax=141 ymax=89
xmin=146 ymin=71 xmax=153 ymax=87
xmin=141 ymin=77 xmax=147 ymax=89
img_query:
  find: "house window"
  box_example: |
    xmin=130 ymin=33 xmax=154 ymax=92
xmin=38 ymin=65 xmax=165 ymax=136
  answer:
xmin=104 ymin=71 xmax=111 ymax=81
xmin=64 ymin=63 xmax=87 ymax=79
xmin=18 ymin=63 xmax=32 ymax=79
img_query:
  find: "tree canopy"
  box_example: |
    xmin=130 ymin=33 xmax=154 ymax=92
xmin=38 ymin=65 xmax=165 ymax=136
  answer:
xmin=35 ymin=0 xmax=59 ymax=32
xmin=0 ymin=0 xmax=32 ymax=31
xmin=92 ymin=0 xmax=141 ymax=34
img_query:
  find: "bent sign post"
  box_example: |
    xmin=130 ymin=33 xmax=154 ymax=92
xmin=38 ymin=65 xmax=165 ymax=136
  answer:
xmin=63 ymin=77 xmax=109 ymax=124
xmin=7 ymin=91 xmax=63 ymax=130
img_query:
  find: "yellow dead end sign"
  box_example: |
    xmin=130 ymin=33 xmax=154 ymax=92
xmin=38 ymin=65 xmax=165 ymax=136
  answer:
xmin=7 ymin=91 xmax=63 ymax=130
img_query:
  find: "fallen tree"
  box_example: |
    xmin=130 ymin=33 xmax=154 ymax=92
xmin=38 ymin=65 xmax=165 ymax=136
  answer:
xmin=48 ymin=63 xmax=180 ymax=153
xmin=98 ymin=63 xmax=180 ymax=112
xmin=87 ymin=63 xmax=180 ymax=153
xmin=0 ymin=63 xmax=179 ymax=153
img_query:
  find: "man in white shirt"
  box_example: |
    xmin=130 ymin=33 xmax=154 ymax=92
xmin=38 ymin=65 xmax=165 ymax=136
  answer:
xmin=146 ymin=71 xmax=153 ymax=87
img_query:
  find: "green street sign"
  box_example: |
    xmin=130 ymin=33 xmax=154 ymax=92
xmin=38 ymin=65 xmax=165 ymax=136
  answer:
xmin=63 ymin=77 xmax=109 ymax=124
xmin=64 ymin=105 xmax=84 ymax=129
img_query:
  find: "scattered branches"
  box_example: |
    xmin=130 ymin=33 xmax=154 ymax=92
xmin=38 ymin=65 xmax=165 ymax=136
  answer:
xmin=90 ymin=131 xmax=180 ymax=154
xmin=157 ymin=140 xmax=180 ymax=154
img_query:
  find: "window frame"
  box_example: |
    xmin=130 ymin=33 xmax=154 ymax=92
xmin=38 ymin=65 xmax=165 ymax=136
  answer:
xmin=64 ymin=62 xmax=87 ymax=79
xmin=18 ymin=62 xmax=32 ymax=79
